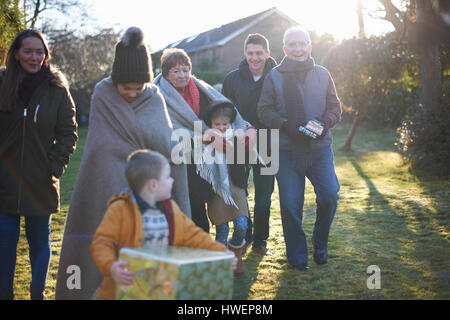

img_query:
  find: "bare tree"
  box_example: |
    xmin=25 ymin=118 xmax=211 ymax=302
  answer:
xmin=357 ymin=0 xmax=366 ymax=39
xmin=24 ymin=0 xmax=90 ymax=29
xmin=49 ymin=28 xmax=121 ymax=117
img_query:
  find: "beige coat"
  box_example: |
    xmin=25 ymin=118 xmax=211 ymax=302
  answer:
xmin=207 ymin=181 xmax=249 ymax=226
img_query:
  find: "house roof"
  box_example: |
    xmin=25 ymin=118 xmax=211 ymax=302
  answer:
xmin=155 ymin=7 xmax=298 ymax=54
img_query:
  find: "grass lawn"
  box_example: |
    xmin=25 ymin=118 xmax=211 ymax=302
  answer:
xmin=12 ymin=124 xmax=450 ymax=300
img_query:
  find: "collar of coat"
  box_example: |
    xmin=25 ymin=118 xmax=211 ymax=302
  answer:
xmin=238 ymin=56 xmax=277 ymax=82
xmin=0 ymin=64 xmax=68 ymax=89
xmin=109 ymin=189 xmax=176 ymax=245
xmin=276 ymin=56 xmax=315 ymax=74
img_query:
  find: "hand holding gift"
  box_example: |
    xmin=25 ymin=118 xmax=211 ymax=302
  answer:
xmin=314 ymin=116 xmax=332 ymax=140
xmin=298 ymin=119 xmax=325 ymax=139
xmin=110 ymin=260 xmax=136 ymax=286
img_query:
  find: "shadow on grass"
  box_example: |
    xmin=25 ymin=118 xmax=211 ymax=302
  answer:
xmin=412 ymin=172 xmax=450 ymax=239
xmin=271 ymin=151 xmax=449 ymax=299
xmin=346 ymin=154 xmax=449 ymax=298
xmin=232 ymin=252 xmax=263 ymax=299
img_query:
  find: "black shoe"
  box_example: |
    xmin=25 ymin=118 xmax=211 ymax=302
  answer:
xmin=293 ymin=263 xmax=309 ymax=271
xmin=313 ymin=253 xmax=327 ymax=265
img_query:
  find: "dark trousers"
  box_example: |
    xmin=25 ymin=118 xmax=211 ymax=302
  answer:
xmin=245 ymin=164 xmax=275 ymax=248
xmin=189 ymin=193 xmax=210 ymax=233
xmin=187 ymin=164 xmax=212 ymax=233
xmin=0 ymin=213 xmax=51 ymax=300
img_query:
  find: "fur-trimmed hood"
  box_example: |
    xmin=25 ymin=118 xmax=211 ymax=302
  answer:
xmin=0 ymin=64 xmax=69 ymax=88
xmin=47 ymin=65 xmax=69 ymax=88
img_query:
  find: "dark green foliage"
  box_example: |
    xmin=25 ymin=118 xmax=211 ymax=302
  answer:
xmin=325 ymin=29 xmax=449 ymax=173
xmin=325 ymin=32 xmax=420 ymax=127
xmin=192 ymin=69 xmax=226 ymax=86
xmin=397 ymin=86 xmax=450 ymax=177
xmin=192 ymin=58 xmax=226 ymax=86
xmin=397 ymin=48 xmax=450 ymax=176
xmin=0 ymin=0 xmax=25 ymax=65
xmin=309 ymin=31 xmax=338 ymax=66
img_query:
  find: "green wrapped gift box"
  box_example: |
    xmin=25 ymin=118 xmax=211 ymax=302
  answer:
xmin=116 ymin=246 xmax=234 ymax=300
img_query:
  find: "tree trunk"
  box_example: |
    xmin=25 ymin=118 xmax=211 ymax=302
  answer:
xmin=357 ymin=0 xmax=366 ymax=38
xmin=378 ymin=0 xmax=443 ymax=116
xmin=341 ymin=0 xmax=366 ymax=152
xmin=341 ymin=110 xmax=362 ymax=152
xmin=417 ymin=45 xmax=442 ymax=115
xmin=416 ymin=0 xmax=442 ymax=116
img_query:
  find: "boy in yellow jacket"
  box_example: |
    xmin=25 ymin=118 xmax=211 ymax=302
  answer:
xmin=90 ymin=149 xmax=235 ymax=300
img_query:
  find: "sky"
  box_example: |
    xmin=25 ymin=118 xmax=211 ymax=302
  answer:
xmin=86 ymin=0 xmax=395 ymax=52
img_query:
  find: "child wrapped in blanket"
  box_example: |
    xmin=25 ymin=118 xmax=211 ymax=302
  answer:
xmin=202 ymin=101 xmax=263 ymax=275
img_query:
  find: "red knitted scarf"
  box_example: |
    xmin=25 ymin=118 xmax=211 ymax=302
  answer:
xmin=181 ymin=77 xmax=200 ymax=115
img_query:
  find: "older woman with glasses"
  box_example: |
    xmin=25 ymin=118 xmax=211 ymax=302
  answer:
xmin=154 ymin=48 xmax=256 ymax=237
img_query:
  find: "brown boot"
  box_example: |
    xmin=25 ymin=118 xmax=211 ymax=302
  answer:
xmin=228 ymin=244 xmax=246 ymax=275
xmin=241 ymin=239 xmax=253 ymax=255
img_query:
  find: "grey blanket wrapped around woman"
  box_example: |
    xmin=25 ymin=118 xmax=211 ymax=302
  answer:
xmin=55 ymin=77 xmax=190 ymax=300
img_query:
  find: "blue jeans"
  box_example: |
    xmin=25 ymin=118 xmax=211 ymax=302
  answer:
xmin=276 ymin=147 xmax=339 ymax=266
xmin=216 ymin=216 xmax=248 ymax=248
xmin=0 ymin=213 xmax=51 ymax=300
xmin=245 ymin=165 xmax=275 ymax=248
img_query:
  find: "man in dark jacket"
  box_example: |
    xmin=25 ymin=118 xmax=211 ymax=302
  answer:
xmin=257 ymin=26 xmax=342 ymax=271
xmin=222 ymin=34 xmax=277 ymax=256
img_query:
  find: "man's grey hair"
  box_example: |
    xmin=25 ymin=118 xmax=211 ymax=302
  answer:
xmin=283 ymin=26 xmax=311 ymax=46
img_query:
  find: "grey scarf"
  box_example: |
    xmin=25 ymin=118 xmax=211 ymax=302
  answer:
xmin=154 ymin=74 xmax=250 ymax=207
xmin=278 ymin=57 xmax=315 ymax=170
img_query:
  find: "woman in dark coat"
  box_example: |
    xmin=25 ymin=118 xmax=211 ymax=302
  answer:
xmin=0 ymin=29 xmax=78 ymax=300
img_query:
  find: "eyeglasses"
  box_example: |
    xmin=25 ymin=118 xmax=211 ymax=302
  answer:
xmin=286 ymin=41 xmax=310 ymax=49
xmin=169 ymin=67 xmax=190 ymax=76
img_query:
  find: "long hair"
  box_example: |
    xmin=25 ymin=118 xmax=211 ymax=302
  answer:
xmin=0 ymin=29 xmax=51 ymax=112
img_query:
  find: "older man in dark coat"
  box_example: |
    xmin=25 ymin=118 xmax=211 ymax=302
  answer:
xmin=258 ymin=27 xmax=342 ymax=271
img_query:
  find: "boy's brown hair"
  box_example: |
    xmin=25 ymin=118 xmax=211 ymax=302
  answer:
xmin=125 ymin=149 xmax=169 ymax=193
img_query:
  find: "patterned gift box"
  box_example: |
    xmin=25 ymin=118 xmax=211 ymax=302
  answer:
xmin=305 ymin=119 xmax=324 ymax=136
xmin=116 ymin=246 xmax=234 ymax=300
xmin=298 ymin=119 xmax=324 ymax=139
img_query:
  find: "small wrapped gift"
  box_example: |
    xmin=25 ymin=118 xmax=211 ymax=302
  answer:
xmin=298 ymin=119 xmax=324 ymax=139
xmin=116 ymin=246 xmax=234 ymax=300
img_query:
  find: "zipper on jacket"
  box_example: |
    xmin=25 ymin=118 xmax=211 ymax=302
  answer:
xmin=17 ymin=108 xmax=27 ymax=214
xmin=33 ymin=104 xmax=40 ymax=123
